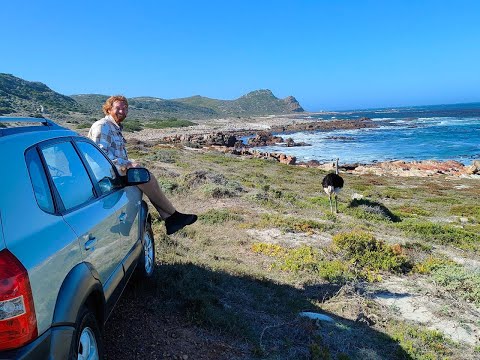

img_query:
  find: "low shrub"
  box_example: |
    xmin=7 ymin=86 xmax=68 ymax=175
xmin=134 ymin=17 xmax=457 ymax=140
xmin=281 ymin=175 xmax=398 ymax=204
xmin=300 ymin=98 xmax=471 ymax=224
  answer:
xmin=450 ymin=204 xmax=480 ymax=221
xmin=200 ymin=209 xmax=243 ymax=225
xmin=278 ymin=246 xmax=321 ymax=272
xmin=332 ymin=231 xmax=412 ymax=277
xmin=317 ymin=260 xmax=355 ymax=284
xmin=391 ymin=322 xmax=454 ymax=359
xmin=156 ymin=178 xmax=178 ymax=193
xmin=412 ymin=256 xmax=454 ymax=274
xmin=123 ymin=120 xmax=143 ymax=132
xmin=251 ymin=242 xmax=286 ymax=257
xmin=144 ymin=149 xmax=178 ymax=163
xmin=394 ymin=205 xmax=432 ymax=218
xmin=255 ymin=214 xmax=329 ymax=233
xmin=430 ymin=264 xmax=480 ymax=306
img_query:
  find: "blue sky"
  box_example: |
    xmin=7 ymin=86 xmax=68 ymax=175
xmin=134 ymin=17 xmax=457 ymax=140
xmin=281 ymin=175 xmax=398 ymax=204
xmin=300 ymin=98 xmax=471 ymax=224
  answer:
xmin=1 ymin=1 xmax=479 ymax=111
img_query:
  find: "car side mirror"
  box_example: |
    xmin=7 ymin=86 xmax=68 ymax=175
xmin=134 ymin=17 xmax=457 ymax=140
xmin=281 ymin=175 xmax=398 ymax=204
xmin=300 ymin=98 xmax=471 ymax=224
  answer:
xmin=126 ymin=167 xmax=150 ymax=185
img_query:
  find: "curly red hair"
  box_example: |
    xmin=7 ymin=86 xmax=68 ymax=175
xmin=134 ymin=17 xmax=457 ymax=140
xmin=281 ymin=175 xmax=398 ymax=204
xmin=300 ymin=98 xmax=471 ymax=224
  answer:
xmin=102 ymin=95 xmax=128 ymax=115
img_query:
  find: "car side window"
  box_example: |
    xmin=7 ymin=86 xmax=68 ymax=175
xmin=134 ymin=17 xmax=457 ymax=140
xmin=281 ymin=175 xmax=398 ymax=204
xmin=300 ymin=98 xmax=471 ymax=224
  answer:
xmin=41 ymin=141 xmax=95 ymax=211
xmin=25 ymin=148 xmax=55 ymax=213
xmin=76 ymin=141 xmax=120 ymax=195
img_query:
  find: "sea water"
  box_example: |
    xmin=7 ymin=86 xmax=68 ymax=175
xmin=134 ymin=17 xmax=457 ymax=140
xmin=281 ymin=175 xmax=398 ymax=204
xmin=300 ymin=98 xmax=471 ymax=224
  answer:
xmin=259 ymin=103 xmax=480 ymax=165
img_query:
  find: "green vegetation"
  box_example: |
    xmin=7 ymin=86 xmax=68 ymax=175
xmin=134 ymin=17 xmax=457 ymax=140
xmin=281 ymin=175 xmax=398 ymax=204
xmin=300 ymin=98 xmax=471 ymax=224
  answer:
xmin=391 ymin=322 xmax=456 ymax=359
xmin=122 ymin=119 xmax=144 ymax=132
xmin=199 ymin=209 xmax=243 ymax=225
xmin=397 ymin=220 xmax=480 ymax=252
xmin=249 ymin=213 xmax=330 ymax=233
xmin=332 ymin=231 xmax=412 ymax=281
xmin=120 ymin=142 xmax=479 ymax=359
xmin=144 ymin=118 xmax=197 ymax=129
xmin=450 ymin=204 xmax=480 ymax=221
xmin=430 ymin=263 xmax=480 ymax=306
xmin=251 ymin=231 xmax=412 ymax=284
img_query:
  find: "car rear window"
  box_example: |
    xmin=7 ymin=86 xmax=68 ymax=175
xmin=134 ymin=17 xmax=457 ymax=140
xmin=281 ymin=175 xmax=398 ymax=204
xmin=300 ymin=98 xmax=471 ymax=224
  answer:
xmin=25 ymin=148 xmax=55 ymax=213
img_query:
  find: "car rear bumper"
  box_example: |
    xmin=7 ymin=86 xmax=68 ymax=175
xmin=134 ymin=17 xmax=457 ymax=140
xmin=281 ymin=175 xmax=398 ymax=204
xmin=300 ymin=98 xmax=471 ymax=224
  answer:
xmin=0 ymin=325 xmax=74 ymax=360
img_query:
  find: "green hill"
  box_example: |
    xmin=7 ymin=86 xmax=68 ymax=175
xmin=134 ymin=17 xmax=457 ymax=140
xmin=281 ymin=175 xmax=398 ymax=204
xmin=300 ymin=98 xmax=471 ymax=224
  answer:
xmin=0 ymin=73 xmax=84 ymax=116
xmin=0 ymin=74 xmax=304 ymax=121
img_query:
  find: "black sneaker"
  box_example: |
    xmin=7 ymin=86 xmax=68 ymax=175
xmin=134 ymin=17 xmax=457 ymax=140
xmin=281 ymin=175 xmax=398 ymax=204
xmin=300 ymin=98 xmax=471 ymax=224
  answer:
xmin=165 ymin=211 xmax=198 ymax=235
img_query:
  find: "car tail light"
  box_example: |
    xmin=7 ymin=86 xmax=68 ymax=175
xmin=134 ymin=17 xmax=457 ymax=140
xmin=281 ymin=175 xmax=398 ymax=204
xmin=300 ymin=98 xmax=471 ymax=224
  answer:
xmin=0 ymin=249 xmax=38 ymax=351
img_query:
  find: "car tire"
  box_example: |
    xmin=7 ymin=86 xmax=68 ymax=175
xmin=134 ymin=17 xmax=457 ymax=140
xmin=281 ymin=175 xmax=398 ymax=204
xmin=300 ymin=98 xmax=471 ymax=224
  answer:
xmin=137 ymin=221 xmax=155 ymax=278
xmin=71 ymin=306 xmax=103 ymax=360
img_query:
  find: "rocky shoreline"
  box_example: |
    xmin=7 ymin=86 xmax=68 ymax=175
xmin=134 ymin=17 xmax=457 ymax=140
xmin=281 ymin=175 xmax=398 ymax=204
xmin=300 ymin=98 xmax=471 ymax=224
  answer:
xmin=124 ymin=115 xmax=480 ymax=178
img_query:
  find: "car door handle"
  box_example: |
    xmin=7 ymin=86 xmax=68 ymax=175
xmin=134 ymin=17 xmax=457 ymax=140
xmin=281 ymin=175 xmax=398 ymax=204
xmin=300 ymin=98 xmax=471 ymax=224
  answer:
xmin=85 ymin=237 xmax=97 ymax=251
xmin=118 ymin=212 xmax=127 ymax=223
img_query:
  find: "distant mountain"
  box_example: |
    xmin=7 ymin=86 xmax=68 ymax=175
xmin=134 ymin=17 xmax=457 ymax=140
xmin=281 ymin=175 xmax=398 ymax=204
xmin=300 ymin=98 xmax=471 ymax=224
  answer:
xmin=72 ymin=94 xmax=219 ymax=120
xmin=176 ymin=89 xmax=304 ymax=116
xmin=0 ymin=74 xmax=304 ymax=121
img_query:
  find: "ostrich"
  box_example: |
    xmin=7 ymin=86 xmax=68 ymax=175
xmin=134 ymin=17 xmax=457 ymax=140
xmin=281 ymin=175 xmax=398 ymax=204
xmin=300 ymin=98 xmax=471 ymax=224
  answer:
xmin=322 ymin=158 xmax=344 ymax=214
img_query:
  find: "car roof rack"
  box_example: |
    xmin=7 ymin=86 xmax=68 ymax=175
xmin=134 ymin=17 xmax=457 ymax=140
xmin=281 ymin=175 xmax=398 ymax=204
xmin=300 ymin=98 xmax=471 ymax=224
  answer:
xmin=0 ymin=117 xmax=66 ymax=137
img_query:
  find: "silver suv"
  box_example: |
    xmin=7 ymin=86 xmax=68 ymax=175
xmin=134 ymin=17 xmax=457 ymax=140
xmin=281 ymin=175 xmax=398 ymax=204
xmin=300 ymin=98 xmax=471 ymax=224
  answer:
xmin=0 ymin=117 xmax=155 ymax=359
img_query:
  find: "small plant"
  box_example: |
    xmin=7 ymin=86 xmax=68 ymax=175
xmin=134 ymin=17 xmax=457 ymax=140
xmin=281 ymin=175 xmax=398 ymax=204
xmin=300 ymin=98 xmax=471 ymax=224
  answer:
xmin=199 ymin=209 xmax=243 ymax=225
xmin=254 ymin=214 xmax=329 ymax=233
xmin=251 ymin=242 xmax=286 ymax=257
xmin=394 ymin=205 xmax=431 ymax=217
xmin=450 ymin=204 xmax=480 ymax=222
xmin=279 ymin=246 xmax=321 ymax=272
xmin=412 ymin=256 xmax=454 ymax=274
xmin=201 ymin=184 xmax=238 ymax=198
xmin=391 ymin=321 xmax=455 ymax=359
xmin=252 ymin=243 xmax=321 ymax=273
xmin=430 ymin=263 xmax=480 ymax=306
xmin=332 ymin=231 xmax=412 ymax=279
xmin=144 ymin=149 xmax=178 ymax=163
xmin=317 ymin=260 xmax=355 ymax=284
xmin=156 ymin=178 xmax=178 ymax=193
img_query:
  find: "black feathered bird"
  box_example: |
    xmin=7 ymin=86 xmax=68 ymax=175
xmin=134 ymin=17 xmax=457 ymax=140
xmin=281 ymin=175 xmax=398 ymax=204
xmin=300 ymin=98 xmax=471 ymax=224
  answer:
xmin=322 ymin=158 xmax=344 ymax=213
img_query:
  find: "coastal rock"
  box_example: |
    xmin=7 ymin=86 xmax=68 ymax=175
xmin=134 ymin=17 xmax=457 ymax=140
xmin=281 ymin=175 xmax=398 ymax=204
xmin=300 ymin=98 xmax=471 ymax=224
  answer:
xmin=161 ymin=132 xmax=238 ymax=147
xmin=247 ymin=132 xmax=309 ymax=147
xmin=247 ymin=131 xmax=284 ymax=146
xmin=352 ymin=160 xmax=471 ymax=177
xmin=466 ymin=160 xmax=480 ymax=174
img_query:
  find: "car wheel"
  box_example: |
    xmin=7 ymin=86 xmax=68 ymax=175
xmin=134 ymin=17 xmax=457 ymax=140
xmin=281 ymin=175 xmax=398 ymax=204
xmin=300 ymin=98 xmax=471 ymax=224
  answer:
xmin=71 ymin=306 xmax=103 ymax=360
xmin=138 ymin=221 xmax=155 ymax=278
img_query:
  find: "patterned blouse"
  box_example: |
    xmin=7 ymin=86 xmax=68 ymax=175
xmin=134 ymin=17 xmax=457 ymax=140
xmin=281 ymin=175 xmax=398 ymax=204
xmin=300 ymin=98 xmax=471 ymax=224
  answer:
xmin=88 ymin=115 xmax=130 ymax=172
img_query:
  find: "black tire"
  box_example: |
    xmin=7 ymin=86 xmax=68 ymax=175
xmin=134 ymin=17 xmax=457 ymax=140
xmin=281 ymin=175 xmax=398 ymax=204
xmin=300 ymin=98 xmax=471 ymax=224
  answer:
xmin=70 ymin=306 xmax=103 ymax=360
xmin=136 ymin=221 xmax=155 ymax=278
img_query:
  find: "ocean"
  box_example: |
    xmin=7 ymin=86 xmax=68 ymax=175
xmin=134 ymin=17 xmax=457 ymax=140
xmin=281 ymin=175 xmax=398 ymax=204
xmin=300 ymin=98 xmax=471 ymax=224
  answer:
xmin=259 ymin=102 xmax=480 ymax=165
